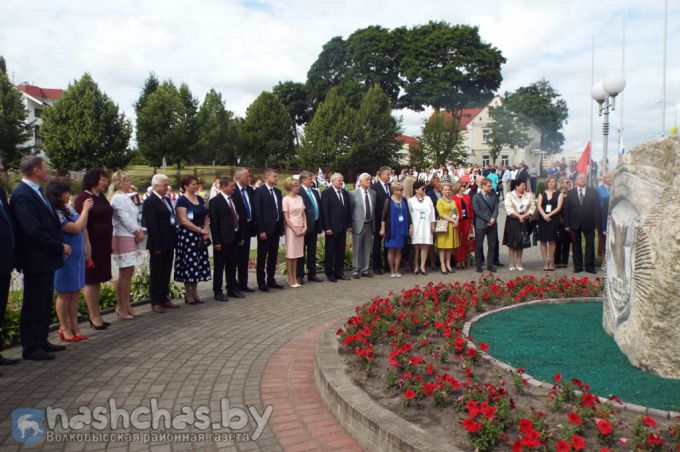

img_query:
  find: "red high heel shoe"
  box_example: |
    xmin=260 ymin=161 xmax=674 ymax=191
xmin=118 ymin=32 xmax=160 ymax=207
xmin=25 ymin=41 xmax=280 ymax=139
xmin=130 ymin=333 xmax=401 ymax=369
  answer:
xmin=74 ymin=333 xmax=88 ymax=340
xmin=58 ymin=329 xmax=81 ymax=342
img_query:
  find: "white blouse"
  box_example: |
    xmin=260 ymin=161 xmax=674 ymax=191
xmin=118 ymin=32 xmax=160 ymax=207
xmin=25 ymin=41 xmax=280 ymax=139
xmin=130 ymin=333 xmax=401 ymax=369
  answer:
xmin=111 ymin=193 xmax=141 ymax=237
xmin=504 ymin=190 xmax=536 ymax=217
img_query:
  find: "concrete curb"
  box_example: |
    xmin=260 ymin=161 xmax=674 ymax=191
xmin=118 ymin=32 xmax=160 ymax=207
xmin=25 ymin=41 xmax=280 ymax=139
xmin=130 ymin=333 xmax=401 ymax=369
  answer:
xmin=464 ymin=297 xmax=679 ymax=420
xmin=314 ymin=322 xmax=464 ymax=452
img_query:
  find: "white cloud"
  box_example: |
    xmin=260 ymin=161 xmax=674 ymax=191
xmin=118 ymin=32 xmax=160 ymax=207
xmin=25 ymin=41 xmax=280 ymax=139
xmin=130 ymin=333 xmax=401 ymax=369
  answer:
xmin=1 ymin=0 xmax=678 ymax=158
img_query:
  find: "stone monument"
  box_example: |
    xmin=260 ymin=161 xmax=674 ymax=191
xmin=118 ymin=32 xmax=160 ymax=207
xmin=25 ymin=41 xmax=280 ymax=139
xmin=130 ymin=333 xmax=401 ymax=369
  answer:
xmin=603 ymin=136 xmax=680 ymax=379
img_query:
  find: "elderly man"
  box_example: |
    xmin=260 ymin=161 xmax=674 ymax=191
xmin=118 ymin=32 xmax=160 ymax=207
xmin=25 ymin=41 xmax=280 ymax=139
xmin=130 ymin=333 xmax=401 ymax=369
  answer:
xmin=142 ymin=174 xmax=179 ymax=313
xmin=351 ymin=173 xmax=376 ymax=278
xmin=371 ymin=166 xmax=391 ymax=274
xmin=320 ymin=173 xmax=352 ymax=282
xmin=296 ymin=171 xmax=323 ymax=283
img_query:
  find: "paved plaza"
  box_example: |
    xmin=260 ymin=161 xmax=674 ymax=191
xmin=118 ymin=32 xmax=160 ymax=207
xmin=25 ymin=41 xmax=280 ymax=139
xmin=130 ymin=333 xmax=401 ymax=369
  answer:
xmin=0 ymin=216 xmax=587 ymax=451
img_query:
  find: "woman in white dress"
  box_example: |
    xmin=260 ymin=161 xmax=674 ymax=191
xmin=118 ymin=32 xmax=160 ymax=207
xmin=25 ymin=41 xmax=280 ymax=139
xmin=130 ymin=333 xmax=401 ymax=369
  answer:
xmin=408 ymin=180 xmax=436 ymax=275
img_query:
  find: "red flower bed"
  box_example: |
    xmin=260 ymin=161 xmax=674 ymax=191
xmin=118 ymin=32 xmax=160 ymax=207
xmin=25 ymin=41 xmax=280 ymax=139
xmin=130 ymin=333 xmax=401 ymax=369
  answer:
xmin=337 ymin=275 xmax=680 ymax=451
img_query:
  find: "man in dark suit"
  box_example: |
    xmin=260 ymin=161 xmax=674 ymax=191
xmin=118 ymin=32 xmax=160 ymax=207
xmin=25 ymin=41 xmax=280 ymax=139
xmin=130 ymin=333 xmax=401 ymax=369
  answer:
xmin=210 ymin=177 xmax=245 ymax=301
xmin=371 ymin=166 xmax=391 ymax=274
xmin=296 ymin=171 xmax=323 ymax=284
xmin=0 ymin=160 xmax=20 ymax=367
xmin=514 ymin=162 xmax=529 ymax=192
xmin=142 ymin=174 xmax=178 ymax=313
xmin=321 ymin=172 xmax=352 ymax=282
xmin=564 ymin=172 xmax=602 ymax=274
xmin=253 ymin=168 xmax=284 ymax=291
xmin=9 ymin=156 xmax=69 ymax=360
xmin=231 ymin=168 xmax=256 ymax=293
xmin=471 ymin=178 xmax=499 ymax=273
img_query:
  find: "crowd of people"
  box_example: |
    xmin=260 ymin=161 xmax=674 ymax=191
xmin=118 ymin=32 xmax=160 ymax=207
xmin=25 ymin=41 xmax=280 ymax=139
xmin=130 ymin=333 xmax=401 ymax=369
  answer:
xmin=0 ymin=155 xmax=611 ymax=364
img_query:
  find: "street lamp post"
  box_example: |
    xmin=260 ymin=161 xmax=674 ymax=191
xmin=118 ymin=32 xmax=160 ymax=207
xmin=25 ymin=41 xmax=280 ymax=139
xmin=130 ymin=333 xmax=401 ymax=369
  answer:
xmin=591 ymin=73 xmax=626 ymax=174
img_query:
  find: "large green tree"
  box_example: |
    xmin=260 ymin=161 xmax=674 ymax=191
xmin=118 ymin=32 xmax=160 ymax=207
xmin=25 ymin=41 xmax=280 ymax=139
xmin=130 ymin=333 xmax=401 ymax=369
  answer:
xmin=486 ymin=104 xmax=531 ymax=164
xmin=240 ymin=91 xmax=294 ymax=167
xmin=41 ymin=73 xmax=132 ymax=172
xmin=134 ymin=72 xmax=159 ymax=115
xmin=299 ymin=87 xmax=353 ymax=171
xmin=195 ymin=88 xmax=239 ymax=164
xmin=272 ymin=81 xmax=311 ymax=146
xmin=419 ymin=112 xmax=467 ymax=167
xmin=503 ymin=79 xmax=568 ymax=153
xmin=136 ymin=80 xmax=198 ymax=169
xmin=0 ymin=56 xmax=33 ymax=168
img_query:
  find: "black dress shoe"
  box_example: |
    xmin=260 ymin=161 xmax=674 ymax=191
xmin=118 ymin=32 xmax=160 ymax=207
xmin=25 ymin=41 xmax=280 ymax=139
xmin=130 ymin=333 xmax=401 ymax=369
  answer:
xmin=258 ymin=285 xmax=270 ymax=292
xmin=268 ymin=283 xmax=284 ymax=289
xmin=297 ymin=279 xmax=305 ymax=285
xmin=476 ymin=267 xmax=484 ymax=273
xmin=309 ymin=275 xmax=323 ymax=282
xmin=327 ymin=276 xmax=337 ymax=283
xmin=339 ymin=275 xmax=351 ymax=281
xmin=0 ymin=355 xmax=20 ymax=365
xmin=487 ymin=267 xmax=497 ymax=273
xmin=214 ymin=292 xmax=227 ymax=301
xmin=43 ymin=342 xmax=66 ymax=352
xmin=227 ymin=290 xmax=245 ymax=299
xmin=493 ymin=262 xmax=504 ymax=267
xmin=239 ymin=286 xmax=256 ymax=293
xmin=23 ymin=350 xmax=55 ymax=361
xmin=374 ymin=269 xmax=384 ymax=275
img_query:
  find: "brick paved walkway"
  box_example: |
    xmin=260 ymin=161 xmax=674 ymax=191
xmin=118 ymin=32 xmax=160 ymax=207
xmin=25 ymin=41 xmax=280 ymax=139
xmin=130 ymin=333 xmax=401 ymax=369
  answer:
xmin=0 ymin=217 xmax=587 ymax=451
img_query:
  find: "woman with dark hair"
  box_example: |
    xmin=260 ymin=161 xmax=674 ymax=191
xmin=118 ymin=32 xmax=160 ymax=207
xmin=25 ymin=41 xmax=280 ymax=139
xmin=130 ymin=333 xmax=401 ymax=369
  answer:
xmin=48 ymin=178 xmax=93 ymax=342
xmin=408 ymin=180 xmax=435 ymax=275
xmin=503 ymin=180 xmax=536 ymax=271
xmin=75 ymin=168 xmax=113 ymax=330
xmin=452 ymin=181 xmax=475 ymax=269
xmin=174 ymin=175 xmax=211 ymax=304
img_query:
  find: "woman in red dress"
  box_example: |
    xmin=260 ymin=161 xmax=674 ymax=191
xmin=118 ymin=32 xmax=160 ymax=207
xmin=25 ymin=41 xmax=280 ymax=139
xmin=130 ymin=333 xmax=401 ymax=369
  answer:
xmin=452 ymin=181 xmax=475 ymax=269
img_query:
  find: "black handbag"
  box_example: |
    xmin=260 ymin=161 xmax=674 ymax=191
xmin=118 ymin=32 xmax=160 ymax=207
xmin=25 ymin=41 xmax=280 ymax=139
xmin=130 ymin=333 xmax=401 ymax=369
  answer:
xmin=520 ymin=223 xmax=532 ymax=249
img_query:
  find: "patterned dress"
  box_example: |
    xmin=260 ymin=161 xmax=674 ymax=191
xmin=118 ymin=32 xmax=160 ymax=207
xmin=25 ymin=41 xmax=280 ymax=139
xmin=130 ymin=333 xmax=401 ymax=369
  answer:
xmin=173 ymin=195 xmax=211 ymax=283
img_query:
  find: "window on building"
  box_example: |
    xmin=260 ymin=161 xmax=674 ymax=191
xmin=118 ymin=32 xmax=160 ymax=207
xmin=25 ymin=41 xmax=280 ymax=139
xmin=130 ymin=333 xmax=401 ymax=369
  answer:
xmin=501 ymin=155 xmax=509 ymax=167
xmin=34 ymin=108 xmax=42 ymax=118
xmin=482 ymin=155 xmax=490 ymax=167
xmin=482 ymin=128 xmax=490 ymax=143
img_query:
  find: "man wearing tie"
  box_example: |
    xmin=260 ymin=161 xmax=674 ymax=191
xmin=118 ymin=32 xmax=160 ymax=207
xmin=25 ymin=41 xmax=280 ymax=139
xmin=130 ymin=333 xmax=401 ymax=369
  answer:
xmin=296 ymin=171 xmax=323 ymax=284
xmin=9 ymin=156 xmax=70 ymax=360
xmin=210 ymin=177 xmax=245 ymax=301
xmin=471 ymin=178 xmax=499 ymax=273
xmin=231 ymin=168 xmax=256 ymax=293
xmin=0 ymin=160 xmax=20 ymax=368
xmin=351 ymin=173 xmax=376 ymax=279
xmin=253 ymin=169 xmax=284 ymax=291
xmin=371 ymin=166 xmax=391 ymax=274
xmin=142 ymin=174 xmax=179 ymax=313
xmin=321 ymin=173 xmax=352 ymax=282
xmin=564 ymin=173 xmax=602 ymax=274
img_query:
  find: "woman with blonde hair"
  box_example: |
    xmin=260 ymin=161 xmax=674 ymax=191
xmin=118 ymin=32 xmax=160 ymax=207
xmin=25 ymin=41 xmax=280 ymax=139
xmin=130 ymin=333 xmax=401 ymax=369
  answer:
xmin=402 ymin=175 xmax=416 ymax=200
xmin=536 ymin=175 xmax=563 ymax=271
xmin=109 ymin=171 xmax=145 ymax=318
xmin=380 ymin=182 xmax=411 ymax=277
xmin=435 ymin=183 xmax=459 ymax=274
xmin=282 ymin=177 xmax=307 ymax=287
xmin=452 ymin=181 xmax=474 ymax=269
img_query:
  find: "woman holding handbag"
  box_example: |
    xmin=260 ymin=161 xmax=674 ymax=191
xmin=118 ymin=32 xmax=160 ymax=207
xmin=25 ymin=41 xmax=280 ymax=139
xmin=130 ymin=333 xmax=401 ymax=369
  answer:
xmin=435 ymin=183 xmax=459 ymax=274
xmin=452 ymin=181 xmax=475 ymax=269
xmin=503 ymin=181 xmax=536 ymax=271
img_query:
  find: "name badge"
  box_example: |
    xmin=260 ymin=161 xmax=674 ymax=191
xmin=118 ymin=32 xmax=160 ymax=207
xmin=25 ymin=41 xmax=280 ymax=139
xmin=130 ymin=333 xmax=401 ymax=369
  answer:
xmin=546 ymin=204 xmax=552 ymax=213
xmin=420 ymin=210 xmax=425 ymax=220
xmin=188 ymin=211 xmax=194 ymax=221
xmin=519 ymin=205 xmax=525 ymax=215
xmin=462 ymin=208 xmax=467 ymax=217
xmin=170 ymin=216 xmax=176 ymax=226
xmin=398 ymin=215 xmax=404 ymax=223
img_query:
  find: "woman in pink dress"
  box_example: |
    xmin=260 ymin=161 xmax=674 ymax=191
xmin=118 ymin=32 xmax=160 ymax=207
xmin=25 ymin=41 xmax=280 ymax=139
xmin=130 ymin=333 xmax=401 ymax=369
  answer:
xmin=282 ymin=177 xmax=307 ymax=288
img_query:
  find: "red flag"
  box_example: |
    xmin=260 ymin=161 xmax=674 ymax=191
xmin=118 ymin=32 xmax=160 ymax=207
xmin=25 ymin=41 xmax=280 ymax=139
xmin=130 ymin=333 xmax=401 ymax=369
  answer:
xmin=576 ymin=141 xmax=591 ymax=176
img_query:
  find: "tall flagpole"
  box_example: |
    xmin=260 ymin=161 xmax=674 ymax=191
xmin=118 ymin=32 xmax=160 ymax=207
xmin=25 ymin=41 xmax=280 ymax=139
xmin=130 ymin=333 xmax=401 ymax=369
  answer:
xmin=618 ymin=14 xmax=626 ymax=164
xmin=661 ymin=0 xmax=668 ymax=136
xmin=590 ymin=34 xmax=595 ymax=148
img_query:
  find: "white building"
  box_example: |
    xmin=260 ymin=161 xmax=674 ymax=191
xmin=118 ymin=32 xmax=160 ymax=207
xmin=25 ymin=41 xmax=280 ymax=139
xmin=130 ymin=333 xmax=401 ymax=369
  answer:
xmin=16 ymin=83 xmax=64 ymax=151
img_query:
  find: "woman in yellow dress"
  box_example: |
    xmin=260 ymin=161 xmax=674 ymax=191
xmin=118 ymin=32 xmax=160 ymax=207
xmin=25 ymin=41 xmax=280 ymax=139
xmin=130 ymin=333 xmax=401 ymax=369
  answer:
xmin=435 ymin=183 xmax=460 ymax=274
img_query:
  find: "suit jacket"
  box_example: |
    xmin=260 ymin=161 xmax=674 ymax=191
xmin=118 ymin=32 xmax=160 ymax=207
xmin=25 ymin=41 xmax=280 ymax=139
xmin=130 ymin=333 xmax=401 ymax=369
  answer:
xmin=253 ymin=184 xmax=284 ymax=236
xmin=142 ymin=193 xmax=177 ymax=251
xmin=564 ymin=186 xmax=602 ymax=232
xmin=233 ymin=183 xmax=256 ymax=237
xmin=371 ymin=181 xmax=391 ymax=232
xmin=9 ymin=181 xmax=64 ymax=274
xmin=299 ymin=186 xmax=322 ymax=235
xmin=472 ymin=191 xmax=499 ymax=230
xmin=350 ymin=187 xmax=377 ymax=234
xmin=209 ymin=193 xmax=244 ymax=245
xmin=0 ymin=188 xmax=16 ymax=274
xmin=321 ymin=187 xmax=351 ymax=234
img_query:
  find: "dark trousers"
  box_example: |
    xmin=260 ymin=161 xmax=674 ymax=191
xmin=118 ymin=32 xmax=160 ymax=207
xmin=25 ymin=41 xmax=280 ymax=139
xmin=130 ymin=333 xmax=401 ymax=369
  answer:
xmin=572 ymin=229 xmax=595 ymax=272
xmin=1 ymin=272 xmax=10 ymax=339
xmin=297 ymin=232 xmax=318 ymax=279
xmin=475 ymin=226 xmax=498 ymax=269
xmin=256 ymin=234 xmax=279 ymax=286
xmin=555 ymin=227 xmax=571 ymax=266
xmin=20 ymin=272 xmax=54 ymax=355
xmin=371 ymin=229 xmax=388 ymax=271
xmin=325 ymin=232 xmax=346 ymax=278
xmin=236 ymin=236 xmax=252 ymax=289
xmin=149 ymin=250 xmax=174 ymax=305
xmin=214 ymin=242 xmax=238 ymax=294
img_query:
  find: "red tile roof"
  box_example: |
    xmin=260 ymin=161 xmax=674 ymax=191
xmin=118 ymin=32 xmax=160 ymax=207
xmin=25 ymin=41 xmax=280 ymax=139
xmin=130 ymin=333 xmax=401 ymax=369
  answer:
xmin=17 ymin=83 xmax=64 ymax=101
xmin=430 ymin=108 xmax=484 ymax=130
xmin=395 ymin=134 xmax=419 ymax=146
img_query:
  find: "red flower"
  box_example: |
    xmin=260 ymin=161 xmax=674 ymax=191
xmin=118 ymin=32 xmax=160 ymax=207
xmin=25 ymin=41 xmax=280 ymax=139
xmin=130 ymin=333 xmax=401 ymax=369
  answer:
xmin=462 ymin=417 xmax=483 ymax=433
xmin=467 ymin=348 xmax=477 ymax=358
xmin=581 ymin=393 xmax=596 ymax=407
xmin=567 ymin=412 xmax=582 ymax=426
xmin=479 ymin=342 xmax=489 ymax=351
xmin=518 ymin=418 xmax=533 ymax=433
xmin=570 ymin=435 xmax=586 ymax=451
xmin=642 ymin=416 xmax=657 ymax=428
xmin=596 ymin=419 xmax=613 ymax=435
xmin=404 ymin=389 xmax=415 ymax=400
xmin=556 ymin=440 xmax=571 ymax=452
xmin=646 ymin=433 xmax=664 ymax=446
xmin=481 ymin=405 xmax=496 ymax=420
xmin=553 ymin=373 xmax=562 ymax=384
xmin=454 ymin=336 xmax=466 ymax=351
xmin=600 ymin=449 xmax=611 ymax=452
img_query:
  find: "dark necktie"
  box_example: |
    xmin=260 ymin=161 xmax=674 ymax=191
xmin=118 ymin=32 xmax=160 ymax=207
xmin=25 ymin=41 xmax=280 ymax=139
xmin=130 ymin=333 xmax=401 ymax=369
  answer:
xmin=227 ymin=196 xmax=238 ymax=229
xmin=241 ymin=188 xmax=252 ymax=222
xmin=364 ymin=190 xmax=371 ymax=222
xmin=337 ymin=190 xmax=344 ymax=206
xmin=269 ymin=188 xmax=279 ymax=220
xmin=579 ymin=189 xmax=584 ymax=205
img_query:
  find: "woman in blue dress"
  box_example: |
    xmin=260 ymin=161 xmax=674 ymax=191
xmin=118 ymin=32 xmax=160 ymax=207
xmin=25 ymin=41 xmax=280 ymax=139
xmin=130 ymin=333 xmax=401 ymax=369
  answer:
xmin=379 ymin=181 xmax=412 ymax=278
xmin=47 ymin=178 xmax=93 ymax=342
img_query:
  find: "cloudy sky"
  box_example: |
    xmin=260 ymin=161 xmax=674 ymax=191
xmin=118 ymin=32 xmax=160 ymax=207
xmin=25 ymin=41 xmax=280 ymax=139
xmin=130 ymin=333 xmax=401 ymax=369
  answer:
xmin=2 ymin=0 xmax=678 ymax=159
